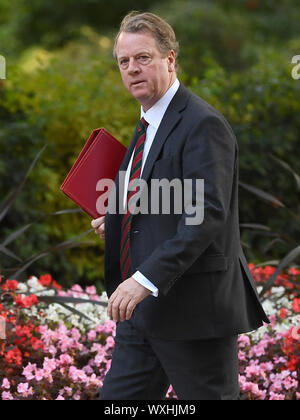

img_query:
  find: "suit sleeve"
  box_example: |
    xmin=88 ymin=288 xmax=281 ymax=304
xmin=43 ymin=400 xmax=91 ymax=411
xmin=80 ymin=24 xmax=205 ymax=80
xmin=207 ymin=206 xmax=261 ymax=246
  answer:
xmin=136 ymin=115 xmax=237 ymax=296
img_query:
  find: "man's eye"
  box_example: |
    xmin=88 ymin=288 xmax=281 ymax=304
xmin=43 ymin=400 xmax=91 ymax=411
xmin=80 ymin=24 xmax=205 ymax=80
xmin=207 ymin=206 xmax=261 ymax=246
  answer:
xmin=137 ymin=55 xmax=151 ymax=64
xmin=120 ymin=59 xmax=129 ymax=66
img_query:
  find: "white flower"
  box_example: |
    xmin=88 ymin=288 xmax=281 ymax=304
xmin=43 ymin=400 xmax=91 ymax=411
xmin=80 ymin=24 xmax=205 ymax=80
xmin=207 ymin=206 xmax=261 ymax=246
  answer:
xmin=27 ymin=277 xmax=45 ymax=292
xmin=17 ymin=282 xmax=28 ymax=293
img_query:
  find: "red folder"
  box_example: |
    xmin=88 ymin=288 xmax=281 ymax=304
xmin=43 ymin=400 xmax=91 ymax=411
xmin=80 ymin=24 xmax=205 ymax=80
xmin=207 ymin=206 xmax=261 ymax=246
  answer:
xmin=60 ymin=128 xmax=127 ymax=219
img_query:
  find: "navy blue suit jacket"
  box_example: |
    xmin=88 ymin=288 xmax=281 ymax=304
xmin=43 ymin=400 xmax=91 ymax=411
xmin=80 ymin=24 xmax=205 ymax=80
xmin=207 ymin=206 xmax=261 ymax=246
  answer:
xmin=104 ymin=83 xmax=269 ymax=340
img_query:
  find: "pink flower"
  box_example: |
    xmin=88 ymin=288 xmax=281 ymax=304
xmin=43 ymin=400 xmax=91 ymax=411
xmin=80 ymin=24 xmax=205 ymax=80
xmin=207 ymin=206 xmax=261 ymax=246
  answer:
xmin=104 ymin=320 xmax=116 ymax=335
xmin=269 ymin=313 xmax=277 ymax=327
xmin=43 ymin=358 xmax=56 ymax=374
xmin=1 ymin=391 xmax=13 ymax=400
xmin=95 ymin=324 xmax=104 ymax=333
xmin=35 ymin=369 xmax=44 ymax=382
xmin=83 ymin=365 xmax=94 ymax=375
xmin=238 ymin=335 xmax=250 ymax=347
xmin=71 ymin=328 xmax=81 ymax=341
xmin=70 ymin=285 xmax=84 ymax=295
xmin=17 ymin=383 xmax=33 ymax=397
xmin=238 ymin=350 xmax=247 ymax=361
xmin=85 ymin=286 xmax=97 ymax=295
xmin=88 ymin=330 xmax=97 ymax=341
xmin=283 ymin=376 xmax=298 ymax=391
xmin=62 ymin=387 xmax=72 ymax=397
xmin=22 ymin=363 xmax=37 ymax=381
xmin=48 ymin=345 xmax=57 ymax=356
xmin=88 ymin=373 xmax=102 ymax=387
xmin=245 ymin=364 xmax=263 ymax=379
xmin=260 ymin=362 xmax=274 ymax=372
xmin=270 ymin=378 xmax=283 ymax=392
xmin=269 ymin=392 xmax=285 ymax=400
xmin=58 ymin=353 xmax=74 ymax=366
xmin=73 ymin=391 xmax=81 ymax=400
xmin=68 ymin=366 xmax=88 ymax=383
xmin=1 ymin=378 xmax=10 ymax=390
xmin=56 ymin=395 xmax=65 ymax=400
xmin=105 ymin=336 xmax=115 ymax=348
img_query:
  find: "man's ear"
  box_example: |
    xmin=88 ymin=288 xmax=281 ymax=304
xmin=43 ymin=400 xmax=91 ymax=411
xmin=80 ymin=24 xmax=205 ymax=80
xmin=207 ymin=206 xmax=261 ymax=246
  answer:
xmin=167 ymin=50 xmax=176 ymax=72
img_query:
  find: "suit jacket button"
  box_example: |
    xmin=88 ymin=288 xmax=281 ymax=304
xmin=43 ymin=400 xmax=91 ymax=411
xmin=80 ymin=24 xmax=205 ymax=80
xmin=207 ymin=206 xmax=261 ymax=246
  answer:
xmin=133 ymin=230 xmax=140 ymax=234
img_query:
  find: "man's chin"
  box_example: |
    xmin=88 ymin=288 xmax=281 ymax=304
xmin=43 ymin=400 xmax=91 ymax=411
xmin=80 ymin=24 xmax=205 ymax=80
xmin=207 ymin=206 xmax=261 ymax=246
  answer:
xmin=131 ymin=91 xmax=150 ymax=104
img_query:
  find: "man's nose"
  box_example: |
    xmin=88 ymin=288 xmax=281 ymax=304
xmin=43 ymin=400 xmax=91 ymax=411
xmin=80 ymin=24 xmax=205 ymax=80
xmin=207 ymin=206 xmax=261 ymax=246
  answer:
xmin=128 ymin=57 xmax=141 ymax=75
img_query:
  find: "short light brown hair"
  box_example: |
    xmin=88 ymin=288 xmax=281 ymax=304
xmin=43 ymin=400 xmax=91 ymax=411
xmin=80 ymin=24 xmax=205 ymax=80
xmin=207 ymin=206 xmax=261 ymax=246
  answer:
xmin=113 ymin=11 xmax=179 ymax=62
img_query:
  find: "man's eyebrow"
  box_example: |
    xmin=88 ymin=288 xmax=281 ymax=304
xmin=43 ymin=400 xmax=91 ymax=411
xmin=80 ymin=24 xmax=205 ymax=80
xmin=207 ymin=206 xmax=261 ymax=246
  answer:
xmin=118 ymin=51 xmax=152 ymax=60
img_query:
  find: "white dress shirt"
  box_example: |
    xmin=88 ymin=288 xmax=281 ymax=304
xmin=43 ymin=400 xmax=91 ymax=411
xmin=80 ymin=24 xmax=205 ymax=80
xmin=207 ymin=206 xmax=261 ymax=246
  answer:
xmin=123 ymin=78 xmax=180 ymax=297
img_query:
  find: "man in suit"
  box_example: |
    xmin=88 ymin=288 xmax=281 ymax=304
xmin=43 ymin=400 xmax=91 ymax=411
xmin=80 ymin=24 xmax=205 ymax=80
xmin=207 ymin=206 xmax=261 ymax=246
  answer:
xmin=92 ymin=11 xmax=269 ymax=400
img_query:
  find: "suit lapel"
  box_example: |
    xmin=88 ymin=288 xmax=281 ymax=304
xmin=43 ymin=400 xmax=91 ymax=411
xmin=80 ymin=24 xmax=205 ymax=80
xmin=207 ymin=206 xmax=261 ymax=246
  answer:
xmin=141 ymin=83 xmax=189 ymax=185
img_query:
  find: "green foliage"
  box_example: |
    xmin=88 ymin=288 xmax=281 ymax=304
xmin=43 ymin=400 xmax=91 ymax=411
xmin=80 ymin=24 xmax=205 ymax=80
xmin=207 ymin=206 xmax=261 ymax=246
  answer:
xmin=155 ymin=0 xmax=300 ymax=78
xmin=0 ymin=0 xmax=168 ymax=52
xmin=0 ymin=144 xmax=93 ymax=289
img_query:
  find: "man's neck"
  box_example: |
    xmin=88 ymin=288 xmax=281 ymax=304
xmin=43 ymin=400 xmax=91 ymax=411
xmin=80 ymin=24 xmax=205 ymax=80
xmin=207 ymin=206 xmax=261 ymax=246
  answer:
xmin=141 ymin=73 xmax=177 ymax=113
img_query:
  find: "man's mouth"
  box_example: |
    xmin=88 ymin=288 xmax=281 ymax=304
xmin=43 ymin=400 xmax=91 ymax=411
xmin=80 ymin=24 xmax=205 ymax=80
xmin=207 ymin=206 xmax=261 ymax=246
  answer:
xmin=131 ymin=81 xmax=146 ymax=87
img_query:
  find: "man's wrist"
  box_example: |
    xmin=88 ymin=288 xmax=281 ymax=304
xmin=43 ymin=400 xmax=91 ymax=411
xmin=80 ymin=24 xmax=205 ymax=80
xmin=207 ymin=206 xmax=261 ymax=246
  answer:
xmin=132 ymin=271 xmax=159 ymax=297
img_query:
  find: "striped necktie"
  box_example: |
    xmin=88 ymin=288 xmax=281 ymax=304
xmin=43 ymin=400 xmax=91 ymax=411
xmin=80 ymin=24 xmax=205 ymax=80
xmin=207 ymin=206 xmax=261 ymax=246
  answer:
xmin=120 ymin=117 xmax=149 ymax=282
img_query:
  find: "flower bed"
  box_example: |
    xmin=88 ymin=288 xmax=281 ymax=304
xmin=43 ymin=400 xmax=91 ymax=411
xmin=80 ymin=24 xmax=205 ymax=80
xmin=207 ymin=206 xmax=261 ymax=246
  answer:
xmin=0 ymin=267 xmax=299 ymax=400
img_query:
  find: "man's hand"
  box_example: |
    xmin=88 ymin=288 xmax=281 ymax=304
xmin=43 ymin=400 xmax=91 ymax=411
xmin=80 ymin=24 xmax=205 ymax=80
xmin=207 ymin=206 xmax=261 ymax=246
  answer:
xmin=108 ymin=277 xmax=151 ymax=322
xmin=91 ymin=216 xmax=105 ymax=239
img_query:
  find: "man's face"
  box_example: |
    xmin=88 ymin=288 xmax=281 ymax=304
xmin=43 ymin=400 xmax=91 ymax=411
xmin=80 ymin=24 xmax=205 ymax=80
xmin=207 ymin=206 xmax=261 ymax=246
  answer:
xmin=116 ymin=31 xmax=176 ymax=112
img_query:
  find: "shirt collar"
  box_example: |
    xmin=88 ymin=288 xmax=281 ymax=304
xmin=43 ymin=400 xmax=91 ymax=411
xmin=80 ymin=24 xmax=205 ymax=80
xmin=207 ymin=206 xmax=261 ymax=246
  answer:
xmin=140 ymin=78 xmax=180 ymax=129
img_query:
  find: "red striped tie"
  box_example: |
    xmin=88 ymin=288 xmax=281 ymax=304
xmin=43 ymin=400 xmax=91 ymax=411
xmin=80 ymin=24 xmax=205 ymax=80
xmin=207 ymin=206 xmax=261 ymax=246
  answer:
xmin=120 ymin=117 xmax=149 ymax=281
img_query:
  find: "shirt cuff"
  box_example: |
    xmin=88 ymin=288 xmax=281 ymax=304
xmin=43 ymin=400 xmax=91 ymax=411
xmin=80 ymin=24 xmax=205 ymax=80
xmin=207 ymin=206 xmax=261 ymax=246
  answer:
xmin=132 ymin=271 xmax=159 ymax=297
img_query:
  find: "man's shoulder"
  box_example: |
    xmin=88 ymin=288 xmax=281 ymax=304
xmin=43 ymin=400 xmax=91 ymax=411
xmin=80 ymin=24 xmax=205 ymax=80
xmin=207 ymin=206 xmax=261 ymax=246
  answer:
xmin=181 ymin=84 xmax=223 ymax=119
xmin=179 ymin=83 xmax=236 ymax=138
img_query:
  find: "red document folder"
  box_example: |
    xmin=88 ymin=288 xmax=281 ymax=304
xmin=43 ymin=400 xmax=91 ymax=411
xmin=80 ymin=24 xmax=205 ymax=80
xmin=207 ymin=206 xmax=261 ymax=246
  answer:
xmin=60 ymin=128 xmax=127 ymax=219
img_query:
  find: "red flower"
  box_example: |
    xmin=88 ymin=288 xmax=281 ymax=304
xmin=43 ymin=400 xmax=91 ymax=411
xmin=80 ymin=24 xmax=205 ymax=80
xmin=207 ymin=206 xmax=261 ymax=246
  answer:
xmin=52 ymin=280 xmax=62 ymax=290
xmin=14 ymin=294 xmax=38 ymax=308
xmin=2 ymin=279 xmax=18 ymax=291
xmin=279 ymin=308 xmax=289 ymax=319
xmin=39 ymin=274 xmax=52 ymax=287
xmin=292 ymin=298 xmax=300 ymax=314
xmin=288 ymin=267 xmax=300 ymax=276
xmin=30 ymin=336 xmax=44 ymax=351
xmin=287 ymin=355 xmax=299 ymax=372
xmin=15 ymin=325 xmax=32 ymax=338
xmin=5 ymin=347 xmax=22 ymax=366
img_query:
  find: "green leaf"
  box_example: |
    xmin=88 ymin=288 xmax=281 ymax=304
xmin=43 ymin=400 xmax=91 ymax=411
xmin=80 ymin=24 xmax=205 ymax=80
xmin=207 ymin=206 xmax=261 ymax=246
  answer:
xmin=9 ymin=229 xmax=93 ymax=279
xmin=37 ymin=295 xmax=107 ymax=307
xmin=239 ymin=181 xmax=286 ymax=208
xmin=0 ymin=244 xmax=23 ymax=262
xmin=55 ymin=302 xmax=95 ymax=322
xmin=270 ymin=155 xmax=300 ymax=192
xmin=0 ymin=144 xmax=47 ymax=223
xmin=239 ymin=223 xmax=271 ymax=231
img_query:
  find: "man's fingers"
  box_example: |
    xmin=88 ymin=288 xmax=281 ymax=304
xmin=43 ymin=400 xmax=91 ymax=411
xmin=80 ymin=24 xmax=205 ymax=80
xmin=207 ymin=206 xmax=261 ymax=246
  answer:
xmin=107 ymin=291 xmax=117 ymax=319
xmin=91 ymin=216 xmax=105 ymax=237
xmin=91 ymin=216 xmax=105 ymax=229
xmin=95 ymin=225 xmax=105 ymax=235
xmin=110 ymin=296 xmax=124 ymax=323
xmin=119 ymin=299 xmax=130 ymax=322
xmin=126 ymin=302 xmax=136 ymax=321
